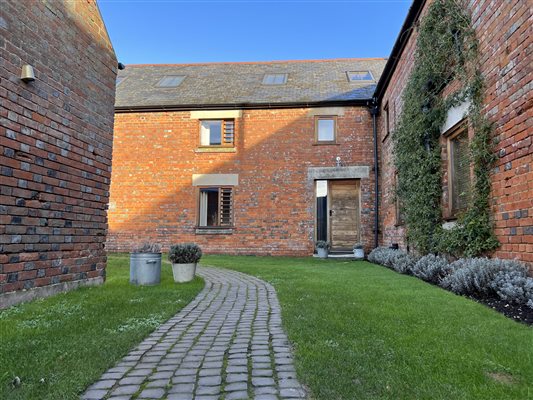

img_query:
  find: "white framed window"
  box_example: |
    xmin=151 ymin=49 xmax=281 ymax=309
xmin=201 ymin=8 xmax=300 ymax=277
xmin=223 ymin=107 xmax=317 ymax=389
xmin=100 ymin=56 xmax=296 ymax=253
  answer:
xmin=198 ymin=187 xmax=234 ymax=227
xmin=315 ymin=116 xmax=336 ymax=143
xmin=200 ymin=120 xmax=235 ymax=147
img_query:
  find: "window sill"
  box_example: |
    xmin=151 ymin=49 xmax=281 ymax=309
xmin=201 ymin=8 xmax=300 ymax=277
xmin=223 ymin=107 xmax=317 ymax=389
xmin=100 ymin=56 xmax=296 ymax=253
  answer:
xmin=195 ymin=227 xmax=234 ymax=235
xmin=196 ymin=147 xmax=236 ymax=153
xmin=312 ymin=142 xmax=339 ymax=146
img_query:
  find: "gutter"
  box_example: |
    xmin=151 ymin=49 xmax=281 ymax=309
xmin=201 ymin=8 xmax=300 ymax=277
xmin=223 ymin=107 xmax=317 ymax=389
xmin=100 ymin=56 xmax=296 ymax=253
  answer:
xmin=373 ymin=0 xmax=426 ymax=101
xmin=114 ymin=99 xmax=371 ymax=113
xmin=368 ymin=100 xmax=380 ymax=249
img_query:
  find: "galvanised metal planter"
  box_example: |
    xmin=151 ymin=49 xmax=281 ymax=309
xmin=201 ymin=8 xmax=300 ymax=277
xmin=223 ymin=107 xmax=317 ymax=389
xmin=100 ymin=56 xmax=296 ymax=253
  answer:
xmin=353 ymin=248 xmax=365 ymax=260
xmin=317 ymin=248 xmax=328 ymax=259
xmin=130 ymin=252 xmax=161 ymax=285
xmin=171 ymin=263 xmax=197 ymax=283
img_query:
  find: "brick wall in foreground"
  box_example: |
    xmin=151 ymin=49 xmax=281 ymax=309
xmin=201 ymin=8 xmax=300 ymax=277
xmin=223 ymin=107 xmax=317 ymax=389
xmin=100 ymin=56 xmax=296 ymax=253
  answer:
xmin=0 ymin=0 xmax=117 ymax=303
xmin=379 ymin=0 xmax=532 ymax=262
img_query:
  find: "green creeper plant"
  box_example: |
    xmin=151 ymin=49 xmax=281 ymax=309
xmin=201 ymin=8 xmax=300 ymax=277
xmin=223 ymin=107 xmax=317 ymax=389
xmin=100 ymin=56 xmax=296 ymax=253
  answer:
xmin=393 ymin=0 xmax=499 ymax=256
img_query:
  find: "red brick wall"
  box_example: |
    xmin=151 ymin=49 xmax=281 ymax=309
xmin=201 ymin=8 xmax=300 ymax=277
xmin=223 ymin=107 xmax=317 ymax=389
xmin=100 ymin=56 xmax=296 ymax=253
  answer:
xmin=379 ymin=0 xmax=532 ymax=262
xmin=0 ymin=1 xmax=117 ymax=298
xmin=108 ymin=107 xmax=376 ymax=255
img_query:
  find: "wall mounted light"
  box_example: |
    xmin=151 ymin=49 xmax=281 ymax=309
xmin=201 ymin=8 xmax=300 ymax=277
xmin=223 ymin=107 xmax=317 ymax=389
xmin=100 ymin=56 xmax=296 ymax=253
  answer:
xmin=20 ymin=65 xmax=35 ymax=83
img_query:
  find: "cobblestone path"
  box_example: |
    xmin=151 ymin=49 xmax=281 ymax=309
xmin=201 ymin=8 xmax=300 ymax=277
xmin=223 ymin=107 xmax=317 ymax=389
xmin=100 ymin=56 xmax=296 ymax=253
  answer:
xmin=82 ymin=266 xmax=307 ymax=400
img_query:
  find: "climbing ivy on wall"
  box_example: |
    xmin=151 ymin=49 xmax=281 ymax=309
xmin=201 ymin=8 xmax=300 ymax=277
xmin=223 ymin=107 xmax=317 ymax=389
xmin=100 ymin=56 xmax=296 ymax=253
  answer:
xmin=393 ymin=0 xmax=499 ymax=257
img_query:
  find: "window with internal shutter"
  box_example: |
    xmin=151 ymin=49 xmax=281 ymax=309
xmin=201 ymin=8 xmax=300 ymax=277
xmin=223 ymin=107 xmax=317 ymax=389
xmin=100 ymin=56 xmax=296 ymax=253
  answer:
xmin=200 ymin=120 xmax=234 ymax=147
xmin=449 ymin=127 xmax=471 ymax=215
xmin=198 ymin=187 xmax=234 ymax=227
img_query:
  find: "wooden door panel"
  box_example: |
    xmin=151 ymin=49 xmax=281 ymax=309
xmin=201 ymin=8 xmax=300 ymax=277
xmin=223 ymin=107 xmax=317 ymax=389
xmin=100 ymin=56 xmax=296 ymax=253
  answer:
xmin=330 ymin=180 xmax=360 ymax=249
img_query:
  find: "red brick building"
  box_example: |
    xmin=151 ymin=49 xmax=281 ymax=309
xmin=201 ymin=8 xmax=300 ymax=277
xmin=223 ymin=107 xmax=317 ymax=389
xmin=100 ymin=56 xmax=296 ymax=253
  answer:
xmin=108 ymin=60 xmax=386 ymax=255
xmin=109 ymin=0 xmax=531 ymax=261
xmin=0 ymin=1 xmax=117 ymax=307
xmin=376 ymin=0 xmax=532 ymax=262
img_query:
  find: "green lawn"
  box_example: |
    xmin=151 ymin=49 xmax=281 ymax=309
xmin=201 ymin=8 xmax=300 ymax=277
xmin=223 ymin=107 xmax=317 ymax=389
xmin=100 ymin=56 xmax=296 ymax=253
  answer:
xmin=202 ymin=255 xmax=533 ymax=400
xmin=0 ymin=254 xmax=203 ymax=400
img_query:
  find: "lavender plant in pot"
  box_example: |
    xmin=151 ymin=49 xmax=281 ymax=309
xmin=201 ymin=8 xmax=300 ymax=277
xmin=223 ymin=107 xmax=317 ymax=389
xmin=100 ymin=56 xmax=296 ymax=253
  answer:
xmin=168 ymin=243 xmax=202 ymax=283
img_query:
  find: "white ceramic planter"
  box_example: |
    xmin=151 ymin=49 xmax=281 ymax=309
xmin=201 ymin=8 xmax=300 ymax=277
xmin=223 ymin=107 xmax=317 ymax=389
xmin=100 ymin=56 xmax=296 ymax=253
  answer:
xmin=317 ymin=248 xmax=328 ymax=259
xmin=353 ymin=248 xmax=365 ymax=260
xmin=171 ymin=263 xmax=197 ymax=283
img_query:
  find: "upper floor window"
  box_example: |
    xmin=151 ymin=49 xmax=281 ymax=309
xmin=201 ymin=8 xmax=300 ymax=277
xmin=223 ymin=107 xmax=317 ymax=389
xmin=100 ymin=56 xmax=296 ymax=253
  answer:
xmin=262 ymin=73 xmax=288 ymax=85
xmin=315 ymin=116 xmax=336 ymax=143
xmin=394 ymin=171 xmax=404 ymax=226
xmin=198 ymin=187 xmax=233 ymax=227
xmin=347 ymin=71 xmax=374 ymax=82
xmin=447 ymin=123 xmax=471 ymax=216
xmin=384 ymin=101 xmax=390 ymax=136
xmin=200 ymin=120 xmax=235 ymax=147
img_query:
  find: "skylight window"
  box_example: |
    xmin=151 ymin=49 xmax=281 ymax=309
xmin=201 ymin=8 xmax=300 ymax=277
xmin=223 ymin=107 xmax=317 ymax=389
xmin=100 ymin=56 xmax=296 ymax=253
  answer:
xmin=347 ymin=71 xmax=374 ymax=82
xmin=156 ymin=75 xmax=185 ymax=87
xmin=262 ymin=73 xmax=288 ymax=85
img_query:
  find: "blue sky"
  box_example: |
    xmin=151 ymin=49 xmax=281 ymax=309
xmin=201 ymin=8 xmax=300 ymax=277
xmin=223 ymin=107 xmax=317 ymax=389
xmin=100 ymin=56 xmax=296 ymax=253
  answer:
xmin=98 ymin=0 xmax=412 ymax=65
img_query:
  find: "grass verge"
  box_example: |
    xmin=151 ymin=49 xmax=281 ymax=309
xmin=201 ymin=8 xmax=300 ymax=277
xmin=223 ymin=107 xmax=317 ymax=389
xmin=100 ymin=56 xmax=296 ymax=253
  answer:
xmin=0 ymin=254 xmax=203 ymax=400
xmin=202 ymin=255 xmax=533 ymax=400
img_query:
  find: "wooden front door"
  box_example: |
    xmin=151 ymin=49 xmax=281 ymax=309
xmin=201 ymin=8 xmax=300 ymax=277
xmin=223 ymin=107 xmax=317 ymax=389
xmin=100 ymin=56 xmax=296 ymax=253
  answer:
xmin=329 ymin=180 xmax=360 ymax=249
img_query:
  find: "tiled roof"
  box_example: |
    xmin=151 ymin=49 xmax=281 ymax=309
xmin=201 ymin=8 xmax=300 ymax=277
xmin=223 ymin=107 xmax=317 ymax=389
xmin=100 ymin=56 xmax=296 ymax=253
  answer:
xmin=115 ymin=58 xmax=387 ymax=109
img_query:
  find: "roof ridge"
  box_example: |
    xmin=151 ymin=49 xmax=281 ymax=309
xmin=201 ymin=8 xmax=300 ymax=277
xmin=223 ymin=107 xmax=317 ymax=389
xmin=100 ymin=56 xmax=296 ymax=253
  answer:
xmin=125 ymin=57 xmax=388 ymax=68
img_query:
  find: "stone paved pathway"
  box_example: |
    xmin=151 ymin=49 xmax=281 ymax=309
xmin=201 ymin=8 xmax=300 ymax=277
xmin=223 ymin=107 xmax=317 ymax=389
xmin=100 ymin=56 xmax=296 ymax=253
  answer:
xmin=82 ymin=266 xmax=307 ymax=400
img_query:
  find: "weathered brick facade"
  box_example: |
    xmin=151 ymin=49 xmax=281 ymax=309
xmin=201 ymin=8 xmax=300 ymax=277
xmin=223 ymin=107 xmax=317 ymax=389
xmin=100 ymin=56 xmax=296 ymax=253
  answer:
xmin=377 ymin=0 xmax=532 ymax=262
xmin=0 ymin=0 xmax=117 ymax=306
xmin=108 ymin=107 xmax=376 ymax=255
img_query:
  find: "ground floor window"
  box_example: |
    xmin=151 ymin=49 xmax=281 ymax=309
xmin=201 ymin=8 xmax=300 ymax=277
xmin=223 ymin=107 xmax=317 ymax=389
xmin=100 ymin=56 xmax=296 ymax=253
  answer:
xmin=198 ymin=187 xmax=233 ymax=227
xmin=447 ymin=123 xmax=471 ymax=217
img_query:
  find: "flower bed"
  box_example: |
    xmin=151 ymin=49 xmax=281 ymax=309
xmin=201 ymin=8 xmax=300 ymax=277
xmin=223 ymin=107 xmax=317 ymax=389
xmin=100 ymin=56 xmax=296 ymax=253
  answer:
xmin=368 ymin=247 xmax=533 ymax=324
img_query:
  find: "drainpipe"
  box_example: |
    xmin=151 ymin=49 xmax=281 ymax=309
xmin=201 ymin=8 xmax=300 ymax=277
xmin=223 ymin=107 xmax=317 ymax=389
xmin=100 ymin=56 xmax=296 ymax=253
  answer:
xmin=368 ymin=100 xmax=380 ymax=249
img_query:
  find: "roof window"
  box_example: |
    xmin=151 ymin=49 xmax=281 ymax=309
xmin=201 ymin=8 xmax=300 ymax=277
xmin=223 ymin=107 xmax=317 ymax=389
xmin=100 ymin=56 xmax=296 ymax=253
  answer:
xmin=156 ymin=75 xmax=185 ymax=87
xmin=347 ymin=71 xmax=374 ymax=82
xmin=262 ymin=73 xmax=288 ymax=85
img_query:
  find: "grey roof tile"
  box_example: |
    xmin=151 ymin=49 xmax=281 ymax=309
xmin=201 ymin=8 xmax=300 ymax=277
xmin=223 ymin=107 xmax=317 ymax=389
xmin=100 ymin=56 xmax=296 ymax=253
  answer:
xmin=115 ymin=58 xmax=387 ymax=108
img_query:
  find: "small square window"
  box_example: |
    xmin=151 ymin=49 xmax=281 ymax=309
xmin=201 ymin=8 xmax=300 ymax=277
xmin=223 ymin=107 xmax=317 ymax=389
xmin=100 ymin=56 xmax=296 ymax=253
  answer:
xmin=200 ymin=120 xmax=235 ymax=147
xmin=198 ymin=187 xmax=234 ymax=227
xmin=316 ymin=117 xmax=336 ymax=143
xmin=262 ymin=73 xmax=288 ymax=85
xmin=156 ymin=75 xmax=185 ymax=87
xmin=347 ymin=71 xmax=374 ymax=82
